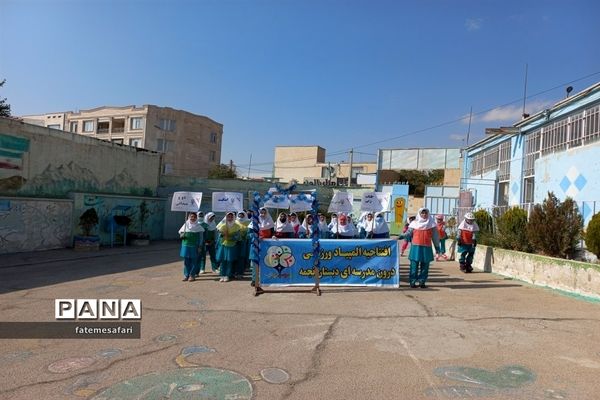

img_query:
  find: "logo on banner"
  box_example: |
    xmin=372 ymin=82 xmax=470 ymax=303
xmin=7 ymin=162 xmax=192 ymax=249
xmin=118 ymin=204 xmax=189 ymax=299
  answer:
xmin=361 ymin=192 xmax=391 ymax=212
xmin=264 ymin=245 xmax=295 ymax=276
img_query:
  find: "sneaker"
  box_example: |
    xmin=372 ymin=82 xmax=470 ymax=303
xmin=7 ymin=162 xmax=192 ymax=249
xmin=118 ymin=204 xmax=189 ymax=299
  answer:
xmin=435 ymin=255 xmax=440 ymax=261
xmin=189 ymin=277 xmax=196 ymax=282
xmin=198 ymin=270 xmax=206 ymax=274
xmin=223 ymin=277 xmax=230 ymax=282
xmin=442 ymin=254 xmax=448 ymax=260
xmin=410 ymin=283 xmax=417 ymax=288
xmin=466 ymin=265 xmax=473 ymax=273
xmin=250 ymin=281 xmax=255 ymax=287
xmin=459 ymin=263 xmax=466 ymax=272
xmin=419 ymin=282 xmax=427 ymax=289
xmin=182 ymin=277 xmax=189 ymax=281
xmin=219 ymin=277 xmax=225 ymax=282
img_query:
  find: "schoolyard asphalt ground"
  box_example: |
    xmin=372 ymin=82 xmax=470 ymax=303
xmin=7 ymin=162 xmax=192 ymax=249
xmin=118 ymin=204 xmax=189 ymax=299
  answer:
xmin=1 ymin=240 xmax=600 ymax=400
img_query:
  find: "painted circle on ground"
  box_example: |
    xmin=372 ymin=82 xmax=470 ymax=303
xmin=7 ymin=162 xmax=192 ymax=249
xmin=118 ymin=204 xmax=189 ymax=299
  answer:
xmin=97 ymin=349 xmax=122 ymax=358
xmin=90 ymin=368 xmax=252 ymax=400
xmin=155 ymin=334 xmax=177 ymax=342
xmin=260 ymin=367 xmax=290 ymax=384
xmin=48 ymin=357 xmax=96 ymax=373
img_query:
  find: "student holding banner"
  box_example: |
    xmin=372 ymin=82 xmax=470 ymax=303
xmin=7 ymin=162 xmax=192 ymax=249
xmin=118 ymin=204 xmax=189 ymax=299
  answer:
xmin=178 ymin=212 xmax=204 ymax=281
xmin=258 ymin=207 xmax=275 ymax=239
xmin=235 ymin=211 xmax=251 ymax=278
xmin=399 ymin=208 xmax=441 ymax=288
xmin=317 ymin=214 xmax=329 ymax=239
xmin=274 ymin=212 xmax=295 ymax=238
xmin=371 ymin=212 xmax=390 ymax=239
xmin=216 ymin=212 xmax=242 ymax=282
xmin=330 ymin=213 xmax=356 ymax=239
xmin=297 ymin=214 xmax=314 ymax=238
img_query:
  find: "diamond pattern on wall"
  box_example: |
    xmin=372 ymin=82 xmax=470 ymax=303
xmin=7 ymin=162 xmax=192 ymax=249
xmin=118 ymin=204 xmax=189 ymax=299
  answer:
xmin=511 ymin=182 xmax=519 ymax=195
xmin=560 ymin=166 xmax=587 ymax=198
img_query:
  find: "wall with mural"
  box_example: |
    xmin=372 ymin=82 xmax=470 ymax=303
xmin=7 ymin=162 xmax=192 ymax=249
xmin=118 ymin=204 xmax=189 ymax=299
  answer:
xmin=71 ymin=193 xmax=165 ymax=246
xmin=0 ymin=118 xmax=161 ymax=198
xmin=0 ymin=197 xmax=73 ymax=254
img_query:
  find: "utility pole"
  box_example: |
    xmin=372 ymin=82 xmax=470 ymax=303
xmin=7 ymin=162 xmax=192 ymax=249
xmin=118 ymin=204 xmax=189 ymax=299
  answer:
xmin=347 ymin=148 xmax=354 ymax=188
xmin=466 ymin=106 xmax=473 ymax=147
xmin=247 ymin=153 xmax=252 ymax=179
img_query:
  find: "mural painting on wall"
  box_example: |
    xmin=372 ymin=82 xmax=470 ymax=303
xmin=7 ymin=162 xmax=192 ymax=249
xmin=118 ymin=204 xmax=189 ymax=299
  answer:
xmin=0 ymin=199 xmax=72 ymax=253
xmin=0 ymin=134 xmax=29 ymax=192
xmin=77 ymin=195 xmax=164 ymax=244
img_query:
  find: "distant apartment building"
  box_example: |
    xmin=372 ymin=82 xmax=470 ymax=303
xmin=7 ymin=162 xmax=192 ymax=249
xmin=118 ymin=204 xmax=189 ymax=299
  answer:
xmin=21 ymin=105 xmax=223 ymax=177
xmin=273 ymin=146 xmax=377 ymax=185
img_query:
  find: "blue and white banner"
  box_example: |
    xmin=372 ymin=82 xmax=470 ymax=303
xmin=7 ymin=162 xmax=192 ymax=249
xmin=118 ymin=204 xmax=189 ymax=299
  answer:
xmin=259 ymin=239 xmax=399 ymax=287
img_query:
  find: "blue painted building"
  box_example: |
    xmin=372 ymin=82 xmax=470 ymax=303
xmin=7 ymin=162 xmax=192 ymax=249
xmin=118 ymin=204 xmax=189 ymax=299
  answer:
xmin=461 ymin=82 xmax=600 ymax=225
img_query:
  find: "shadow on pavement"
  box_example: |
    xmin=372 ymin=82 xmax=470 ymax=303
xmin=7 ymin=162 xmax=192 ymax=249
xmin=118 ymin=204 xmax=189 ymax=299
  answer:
xmin=0 ymin=241 xmax=182 ymax=294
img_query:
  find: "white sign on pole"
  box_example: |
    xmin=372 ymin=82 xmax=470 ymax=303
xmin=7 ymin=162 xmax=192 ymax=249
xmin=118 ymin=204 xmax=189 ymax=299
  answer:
xmin=171 ymin=191 xmax=203 ymax=212
xmin=212 ymin=192 xmax=244 ymax=213
xmin=289 ymin=194 xmax=314 ymax=213
xmin=328 ymin=192 xmax=354 ymax=213
xmin=360 ymin=192 xmax=391 ymax=212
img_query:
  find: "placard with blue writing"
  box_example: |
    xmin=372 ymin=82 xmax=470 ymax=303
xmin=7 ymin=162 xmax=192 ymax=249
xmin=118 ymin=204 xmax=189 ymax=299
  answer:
xmin=259 ymin=239 xmax=399 ymax=287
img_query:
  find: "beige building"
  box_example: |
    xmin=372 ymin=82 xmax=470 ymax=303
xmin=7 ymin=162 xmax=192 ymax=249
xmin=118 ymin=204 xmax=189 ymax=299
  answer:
xmin=274 ymin=146 xmax=377 ymax=185
xmin=21 ymin=105 xmax=223 ymax=177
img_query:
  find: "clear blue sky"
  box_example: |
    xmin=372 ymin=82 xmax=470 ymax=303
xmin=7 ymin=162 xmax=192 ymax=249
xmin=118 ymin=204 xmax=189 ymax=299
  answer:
xmin=2 ymin=0 xmax=600 ymax=176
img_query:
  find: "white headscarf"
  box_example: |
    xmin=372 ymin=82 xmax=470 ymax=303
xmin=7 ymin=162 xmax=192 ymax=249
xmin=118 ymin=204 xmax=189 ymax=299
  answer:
xmin=363 ymin=212 xmax=375 ymax=233
xmin=298 ymin=215 xmax=314 ymax=237
xmin=317 ymin=215 xmax=329 ymax=234
xmin=330 ymin=214 xmax=355 ymax=236
xmin=328 ymin=214 xmax=338 ymax=230
xmin=289 ymin=213 xmax=300 ymax=228
xmin=373 ymin=213 xmax=390 ymax=234
xmin=236 ymin=211 xmax=250 ymax=226
xmin=259 ymin=207 xmax=275 ymax=230
xmin=179 ymin=213 xmax=205 ymax=234
xmin=458 ymin=218 xmax=480 ymax=232
xmin=275 ymin=213 xmax=295 ymax=233
xmin=204 ymin=212 xmax=217 ymax=231
xmin=408 ymin=208 xmax=437 ymax=230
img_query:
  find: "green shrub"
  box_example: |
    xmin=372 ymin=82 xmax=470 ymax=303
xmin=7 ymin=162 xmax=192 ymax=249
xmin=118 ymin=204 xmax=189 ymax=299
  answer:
xmin=527 ymin=192 xmax=582 ymax=259
xmin=585 ymin=212 xmax=600 ymax=258
xmin=495 ymin=207 xmax=531 ymax=252
xmin=473 ymin=209 xmax=495 ymax=246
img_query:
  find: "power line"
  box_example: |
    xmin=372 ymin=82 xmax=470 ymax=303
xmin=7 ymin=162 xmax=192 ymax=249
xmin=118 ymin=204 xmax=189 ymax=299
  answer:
xmin=233 ymin=70 xmax=600 ymax=167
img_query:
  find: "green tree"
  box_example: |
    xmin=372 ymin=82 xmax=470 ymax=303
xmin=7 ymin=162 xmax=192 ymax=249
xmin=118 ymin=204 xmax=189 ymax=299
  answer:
xmin=527 ymin=192 xmax=582 ymax=258
xmin=208 ymin=164 xmax=237 ymax=179
xmin=584 ymin=213 xmax=600 ymax=258
xmin=0 ymin=79 xmax=11 ymax=118
xmin=395 ymin=169 xmax=444 ymax=196
xmin=496 ymin=207 xmax=531 ymax=252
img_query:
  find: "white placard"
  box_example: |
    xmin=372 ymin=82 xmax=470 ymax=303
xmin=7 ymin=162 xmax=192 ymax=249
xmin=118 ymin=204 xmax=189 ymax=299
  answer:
xmin=211 ymin=192 xmax=244 ymax=213
xmin=360 ymin=192 xmax=391 ymax=212
xmin=263 ymin=193 xmax=290 ymax=209
xmin=327 ymin=192 xmax=354 ymax=213
xmin=289 ymin=194 xmax=314 ymax=212
xmin=171 ymin=191 xmax=203 ymax=212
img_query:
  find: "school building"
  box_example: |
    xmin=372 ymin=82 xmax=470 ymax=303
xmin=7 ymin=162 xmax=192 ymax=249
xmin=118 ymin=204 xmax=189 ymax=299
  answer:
xmin=461 ymin=81 xmax=600 ymax=225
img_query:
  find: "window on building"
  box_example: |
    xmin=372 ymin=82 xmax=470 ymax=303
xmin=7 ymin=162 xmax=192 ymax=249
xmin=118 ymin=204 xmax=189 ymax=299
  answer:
xmin=47 ymin=124 xmax=61 ymax=130
xmin=482 ymin=145 xmax=499 ymax=173
xmin=209 ymin=150 xmax=216 ymax=162
xmin=158 ymin=118 xmax=176 ymax=131
xmin=584 ymin=105 xmax=600 ymax=144
xmin=111 ymin=138 xmax=124 ymax=144
xmin=469 ymin=152 xmax=484 ymax=176
xmin=83 ymin=120 xmax=94 ymax=132
xmin=569 ymin=112 xmax=584 ymax=148
xmin=523 ymin=177 xmax=535 ymax=204
xmin=210 ymin=132 xmax=218 ymax=143
xmin=70 ymin=121 xmax=78 ymax=133
xmin=497 ymin=182 xmax=509 ymax=207
xmin=97 ymin=121 xmax=110 ymax=134
xmin=130 ymin=117 xmax=143 ymax=130
xmin=523 ymin=130 xmax=541 ymax=177
xmin=541 ymin=119 xmax=568 ymax=155
xmin=157 ymin=139 xmax=174 ymax=153
xmin=129 ymin=138 xmax=142 ymax=147
xmin=163 ymin=163 xmax=173 ymax=174
xmin=498 ymin=141 xmax=511 ymax=182
xmin=112 ymin=119 xmax=125 ymax=133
